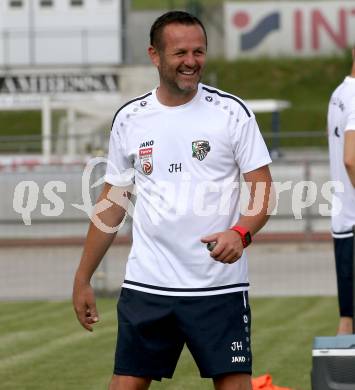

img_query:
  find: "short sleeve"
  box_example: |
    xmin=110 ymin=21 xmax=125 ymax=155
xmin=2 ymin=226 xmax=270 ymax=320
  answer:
xmin=345 ymin=96 xmax=355 ymax=132
xmin=231 ymin=115 xmax=272 ymax=173
xmin=104 ymin=117 xmax=134 ymax=186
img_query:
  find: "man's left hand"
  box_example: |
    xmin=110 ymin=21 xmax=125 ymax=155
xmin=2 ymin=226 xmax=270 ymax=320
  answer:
xmin=201 ymin=230 xmax=244 ymax=264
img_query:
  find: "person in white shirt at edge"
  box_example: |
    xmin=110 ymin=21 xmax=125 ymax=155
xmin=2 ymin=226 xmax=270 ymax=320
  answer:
xmin=73 ymin=11 xmax=274 ymax=390
xmin=327 ymin=47 xmax=355 ymax=335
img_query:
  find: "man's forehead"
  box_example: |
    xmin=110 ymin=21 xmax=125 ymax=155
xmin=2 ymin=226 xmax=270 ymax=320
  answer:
xmin=161 ymin=23 xmax=206 ymax=44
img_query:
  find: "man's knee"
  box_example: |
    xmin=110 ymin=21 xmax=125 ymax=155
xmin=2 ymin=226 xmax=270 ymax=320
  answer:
xmin=213 ymin=372 xmax=252 ymax=390
xmin=109 ymin=375 xmax=151 ymax=390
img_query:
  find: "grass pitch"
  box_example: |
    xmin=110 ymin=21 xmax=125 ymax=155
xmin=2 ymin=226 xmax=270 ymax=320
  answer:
xmin=0 ymin=297 xmax=338 ymax=390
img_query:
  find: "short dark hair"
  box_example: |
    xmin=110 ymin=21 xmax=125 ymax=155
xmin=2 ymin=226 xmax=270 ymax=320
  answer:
xmin=150 ymin=11 xmax=207 ymax=50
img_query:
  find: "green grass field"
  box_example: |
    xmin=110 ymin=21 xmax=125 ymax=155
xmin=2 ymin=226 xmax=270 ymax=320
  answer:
xmin=132 ymin=0 xmax=220 ymax=9
xmin=202 ymin=55 xmax=351 ymax=149
xmin=0 ymin=297 xmax=338 ymax=390
xmin=132 ymin=0 xmax=330 ymax=10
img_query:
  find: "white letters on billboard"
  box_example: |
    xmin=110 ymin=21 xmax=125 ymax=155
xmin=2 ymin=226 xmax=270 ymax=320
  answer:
xmin=224 ymin=1 xmax=355 ymax=58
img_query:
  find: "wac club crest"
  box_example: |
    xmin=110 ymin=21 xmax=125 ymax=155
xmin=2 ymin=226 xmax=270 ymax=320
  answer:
xmin=192 ymin=140 xmax=211 ymax=161
xmin=139 ymin=146 xmax=153 ymax=175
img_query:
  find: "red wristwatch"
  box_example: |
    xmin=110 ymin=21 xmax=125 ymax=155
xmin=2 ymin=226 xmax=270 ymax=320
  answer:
xmin=229 ymin=225 xmax=252 ymax=248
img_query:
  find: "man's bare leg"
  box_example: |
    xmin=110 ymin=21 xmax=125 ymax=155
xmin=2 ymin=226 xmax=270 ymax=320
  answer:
xmin=213 ymin=373 xmax=252 ymax=390
xmin=337 ymin=316 xmax=353 ymax=335
xmin=109 ymin=375 xmax=151 ymax=390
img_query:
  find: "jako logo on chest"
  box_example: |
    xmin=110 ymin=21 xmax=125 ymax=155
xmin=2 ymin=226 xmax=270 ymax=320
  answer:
xmin=139 ymin=140 xmax=154 ymax=148
xmin=139 ymin=140 xmax=154 ymax=175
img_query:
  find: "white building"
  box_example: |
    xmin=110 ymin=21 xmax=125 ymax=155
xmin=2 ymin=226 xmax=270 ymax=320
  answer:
xmin=0 ymin=0 xmax=124 ymax=67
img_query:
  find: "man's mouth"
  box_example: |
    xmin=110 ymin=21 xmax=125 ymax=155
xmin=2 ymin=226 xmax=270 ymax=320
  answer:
xmin=179 ymin=70 xmax=197 ymax=76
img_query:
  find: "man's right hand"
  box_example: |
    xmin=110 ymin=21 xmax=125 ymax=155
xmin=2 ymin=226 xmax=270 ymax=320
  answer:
xmin=72 ymin=279 xmax=99 ymax=332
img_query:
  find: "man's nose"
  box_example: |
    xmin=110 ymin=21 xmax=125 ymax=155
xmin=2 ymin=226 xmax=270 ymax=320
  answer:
xmin=183 ymin=52 xmax=197 ymax=67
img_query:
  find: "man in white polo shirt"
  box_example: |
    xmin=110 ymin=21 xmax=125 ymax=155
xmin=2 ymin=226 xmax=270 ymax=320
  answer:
xmin=73 ymin=11 xmax=273 ymax=390
xmin=327 ymin=47 xmax=355 ymax=335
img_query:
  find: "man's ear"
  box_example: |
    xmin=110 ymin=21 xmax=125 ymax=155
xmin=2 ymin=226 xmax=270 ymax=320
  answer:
xmin=148 ymin=45 xmax=160 ymax=67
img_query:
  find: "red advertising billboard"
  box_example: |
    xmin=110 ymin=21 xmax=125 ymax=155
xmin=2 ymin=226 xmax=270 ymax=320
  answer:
xmin=225 ymin=1 xmax=355 ymax=58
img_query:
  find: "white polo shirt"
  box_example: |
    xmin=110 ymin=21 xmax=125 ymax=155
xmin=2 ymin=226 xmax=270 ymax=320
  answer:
xmin=105 ymin=83 xmax=271 ymax=296
xmin=328 ymin=76 xmax=355 ymax=238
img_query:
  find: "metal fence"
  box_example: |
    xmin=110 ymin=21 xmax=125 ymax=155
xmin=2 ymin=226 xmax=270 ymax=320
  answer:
xmin=0 ymin=131 xmax=109 ymax=155
xmin=0 ymin=129 xmax=326 ymax=155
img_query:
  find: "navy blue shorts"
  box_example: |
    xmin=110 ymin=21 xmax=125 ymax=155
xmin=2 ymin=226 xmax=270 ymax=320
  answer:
xmin=113 ymin=288 xmax=252 ymax=380
xmin=334 ymin=236 xmax=354 ymax=317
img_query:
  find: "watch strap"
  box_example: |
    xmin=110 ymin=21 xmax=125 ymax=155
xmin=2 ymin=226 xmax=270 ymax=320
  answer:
xmin=229 ymin=225 xmax=252 ymax=248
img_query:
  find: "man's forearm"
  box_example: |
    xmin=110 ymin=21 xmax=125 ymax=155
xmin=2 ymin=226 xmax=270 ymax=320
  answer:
xmin=345 ymin=165 xmax=355 ymax=187
xmin=236 ymin=213 xmax=270 ymax=237
xmin=74 ymin=183 xmax=130 ymax=283
xmin=239 ymin=165 xmax=274 ymax=236
xmin=74 ymin=223 xmax=119 ymax=283
xmin=344 ymin=131 xmax=355 ymax=187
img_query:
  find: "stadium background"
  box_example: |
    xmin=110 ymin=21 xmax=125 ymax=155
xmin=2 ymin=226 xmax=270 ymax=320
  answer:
xmin=1 ymin=0 xmax=354 ymax=389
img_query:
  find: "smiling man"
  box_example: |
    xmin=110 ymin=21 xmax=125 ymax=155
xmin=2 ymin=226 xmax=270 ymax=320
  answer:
xmin=147 ymin=13 xmax=207 ymax=105
xmin=73 ymin=11 xmax=273 ymax=390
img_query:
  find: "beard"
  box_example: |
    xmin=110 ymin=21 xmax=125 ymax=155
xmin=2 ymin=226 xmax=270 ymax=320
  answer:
xmin=159 ymin=64 xmax=203 ymax=96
